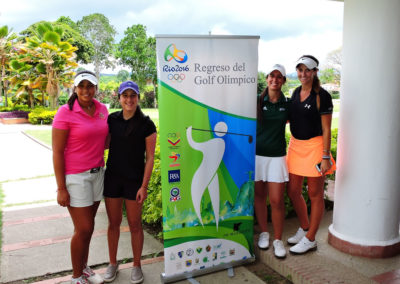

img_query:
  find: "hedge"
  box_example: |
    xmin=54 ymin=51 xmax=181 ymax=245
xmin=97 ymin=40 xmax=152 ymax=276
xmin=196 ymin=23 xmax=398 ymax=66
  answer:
xmin=28 ymin=108 xmax=57 ymax=125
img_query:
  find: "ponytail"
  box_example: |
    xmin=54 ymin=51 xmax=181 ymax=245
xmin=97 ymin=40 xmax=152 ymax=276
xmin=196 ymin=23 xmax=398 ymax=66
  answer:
xmin=312 ymin=75 xmax=321 ymax=94
xmin=257 ymin=87 xmax=267 ymax=122
xmin=67 ymin=92 xmax=78 ymax=111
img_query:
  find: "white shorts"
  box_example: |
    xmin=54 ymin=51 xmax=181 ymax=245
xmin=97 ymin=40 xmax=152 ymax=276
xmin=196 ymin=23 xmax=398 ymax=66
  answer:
xmin=255 ymin=155 xmax=289 ymax=183
xmin=65 ymin=167 xmax=105 ymax=207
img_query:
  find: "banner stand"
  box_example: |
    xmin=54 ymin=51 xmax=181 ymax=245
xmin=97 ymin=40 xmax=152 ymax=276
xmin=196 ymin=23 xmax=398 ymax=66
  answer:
xmin=160 ymin=257 xmax=255 ymax=283
xmin=156 ymin=35 xmax=259 ymax=283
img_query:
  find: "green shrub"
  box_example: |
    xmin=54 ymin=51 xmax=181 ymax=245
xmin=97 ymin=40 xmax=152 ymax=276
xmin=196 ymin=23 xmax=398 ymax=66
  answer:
xmin=58 ymin=93 xmax=69 ymax=105
xmin=0 ymin=105 xmax=30 ymax=112
xmin=331 ymin=91 xmax=340 ymax=99
xmin=28 ymin=108 xmax=57 ymax=125
xmin=142 ymin=134 xmax=162 ymax=226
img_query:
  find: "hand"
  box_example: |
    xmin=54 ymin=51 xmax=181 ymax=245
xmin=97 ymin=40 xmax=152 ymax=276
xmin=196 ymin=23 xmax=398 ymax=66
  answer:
xmin=320 ymin=159 xmax=332 ymax=175
xmin=57 ymin=189 xmax=70 ymax=207
xmin=136 ymin=187 xmax=148 ymax=204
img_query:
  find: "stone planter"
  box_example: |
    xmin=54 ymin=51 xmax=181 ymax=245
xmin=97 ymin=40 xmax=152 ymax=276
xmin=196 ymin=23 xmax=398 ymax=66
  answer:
xmin=0 ymin=117 xmax=30 ymax=124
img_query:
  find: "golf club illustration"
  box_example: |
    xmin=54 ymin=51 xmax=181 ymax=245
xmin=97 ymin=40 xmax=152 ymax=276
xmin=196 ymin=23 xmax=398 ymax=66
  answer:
xmin=187 ymin=122 xmax=252 ymax=229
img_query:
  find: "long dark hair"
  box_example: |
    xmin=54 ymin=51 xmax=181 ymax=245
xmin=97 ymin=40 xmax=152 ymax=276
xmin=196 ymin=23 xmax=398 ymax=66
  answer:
xmin=299 ymin=54 xmax=321 ymax=94
xmin=257 ymin=87 xmax=268 ymax=122
xmin=67 ymin=70 xmax=97 ymax=110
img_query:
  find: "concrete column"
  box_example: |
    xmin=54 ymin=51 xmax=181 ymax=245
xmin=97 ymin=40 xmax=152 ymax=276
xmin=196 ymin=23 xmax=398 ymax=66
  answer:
xmin=328 ymin=0 xmax=400 ymax=258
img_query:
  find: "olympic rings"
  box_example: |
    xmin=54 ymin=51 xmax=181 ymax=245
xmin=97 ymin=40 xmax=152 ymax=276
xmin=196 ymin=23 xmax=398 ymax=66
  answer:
xmin=167 ymin=73 xmax=186 ymax=82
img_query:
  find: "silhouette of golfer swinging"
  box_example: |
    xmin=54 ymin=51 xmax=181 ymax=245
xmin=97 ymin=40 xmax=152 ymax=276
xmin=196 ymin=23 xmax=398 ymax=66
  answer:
xmin=186 ymin=121 xmax=253 ymax=230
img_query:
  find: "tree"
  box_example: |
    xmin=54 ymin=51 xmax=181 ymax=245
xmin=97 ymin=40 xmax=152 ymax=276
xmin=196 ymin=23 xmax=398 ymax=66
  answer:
xmin=77 ymin=13 xmax=116 ymax=78
xmin=12 ymin=22 xmax=78 ymax=109
xmin=319 ymin=68 xmax=335 ymax=84
xmin=0 ymin=25 xmax=17 ymax=107
xmin=257 ymin=71 xmax=267 ymax=94
xmin=117 ymin=70 xmax=130 ymax=82
xmin=20 ymin=17 xmax=95 ymax=64
xmin=325 ymin=47 xmax=342 ymax=84
xmin=115 ymin=24 xmax=156 ymax=89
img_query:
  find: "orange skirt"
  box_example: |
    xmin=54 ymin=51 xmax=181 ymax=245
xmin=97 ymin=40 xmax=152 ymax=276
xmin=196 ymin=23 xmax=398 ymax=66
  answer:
xmin=287 ymin=136 xmax=336 ymax=177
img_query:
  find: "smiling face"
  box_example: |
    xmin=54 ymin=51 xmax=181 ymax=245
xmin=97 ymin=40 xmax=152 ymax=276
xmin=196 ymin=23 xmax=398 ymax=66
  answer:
xmin=267 ymin=70 xmax=285 ymax=91
xmin=75 ymin=80 xmax=96 ymax=105
xmin=119 ymin=89 xmax=139 ymax=112
xmin=296 ymin=64 xmax=317 ymax=86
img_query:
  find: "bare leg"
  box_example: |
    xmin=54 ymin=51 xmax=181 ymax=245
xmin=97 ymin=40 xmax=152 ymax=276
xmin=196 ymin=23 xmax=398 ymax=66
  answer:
xmin=268 ymin=182 xmax=285 ymax=240
xmin=125 ymin=199 xmax=144 ymax=267
xmin=254 ymin=181 xmax=269 ymax=233
xmin=287 ymin=173 xmax=309 ymax=230
xmin=105 ymin=198 xmax=123 ymax=265
xmin=305 ymin=176 xmax=325 ymax=241
xmin=68 ymin=202 xmax=100 ymax=278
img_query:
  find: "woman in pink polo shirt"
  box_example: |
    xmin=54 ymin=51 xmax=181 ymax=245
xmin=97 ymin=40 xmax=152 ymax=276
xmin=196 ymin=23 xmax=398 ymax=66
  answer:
xmin=52 ymin=70 xmax=109 ymax=284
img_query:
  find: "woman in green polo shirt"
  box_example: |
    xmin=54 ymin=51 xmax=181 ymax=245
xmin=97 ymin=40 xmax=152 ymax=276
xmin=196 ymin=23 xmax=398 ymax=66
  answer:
xmin=255 ymin=64 xmax=289 ymax=259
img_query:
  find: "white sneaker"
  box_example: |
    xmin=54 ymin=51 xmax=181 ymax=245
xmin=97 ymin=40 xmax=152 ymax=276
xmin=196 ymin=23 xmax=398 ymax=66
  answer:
xmin=258 ymin=232 xmax=270 ymax=249
xmin=289 ymin=236 xmax=317 ymax=254
xmin=287 ymin=227 xmax=307 ymax=245
xmin=273 ymin=239 xmax=286 ymax=259
xmin=83 ymin=266 xmax=103 ymax=284
xmin=71 ymin=276 xmax=89 ymax=284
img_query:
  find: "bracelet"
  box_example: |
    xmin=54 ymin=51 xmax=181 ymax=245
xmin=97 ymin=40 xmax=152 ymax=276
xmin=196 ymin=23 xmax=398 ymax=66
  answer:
xmin=323 ymin=149 xmax=330 ymax=153
xmin=56 ymin=187 xmax=67 ymax=193
xmin=322 ymin=155 xmax=331 ymax=160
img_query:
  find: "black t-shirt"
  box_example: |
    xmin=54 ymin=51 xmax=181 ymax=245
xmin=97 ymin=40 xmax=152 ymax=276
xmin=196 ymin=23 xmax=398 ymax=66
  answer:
xmin=289 ymin=86 xmax=333 ymax=140
xmin=106 ymin=110 xmax=156 ymax=181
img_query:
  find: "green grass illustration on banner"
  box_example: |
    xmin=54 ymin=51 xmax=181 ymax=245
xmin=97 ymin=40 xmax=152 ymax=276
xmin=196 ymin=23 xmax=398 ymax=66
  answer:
xmin=159 ymin=81 xmax=254 ymax=255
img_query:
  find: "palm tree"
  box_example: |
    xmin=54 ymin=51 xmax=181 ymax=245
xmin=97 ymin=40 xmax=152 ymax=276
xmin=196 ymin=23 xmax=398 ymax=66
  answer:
xmin=25 ymin=22 xmax=78 ymax=109
xmin=0 ymin=25 xmax=17 ymax=107
xmin=9 ymin=22 xmax=78 ymax=109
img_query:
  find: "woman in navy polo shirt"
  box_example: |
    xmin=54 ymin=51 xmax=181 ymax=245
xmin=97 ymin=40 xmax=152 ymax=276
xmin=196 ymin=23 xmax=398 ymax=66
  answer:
xmin=286 ymin=55 xmax=336 ymax=254
xmin=103 ymin=81 xmax=157 ymax=283
xmin=255 ymin=64 xmax=289 ymax=259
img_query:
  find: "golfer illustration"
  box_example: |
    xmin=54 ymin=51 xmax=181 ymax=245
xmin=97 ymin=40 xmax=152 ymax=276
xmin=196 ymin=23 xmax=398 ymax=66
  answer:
xmin=186 ymin=121 xmax=228 ymax=229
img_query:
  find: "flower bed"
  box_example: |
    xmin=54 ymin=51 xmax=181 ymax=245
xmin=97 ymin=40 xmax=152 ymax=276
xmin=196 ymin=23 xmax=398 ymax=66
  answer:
xmin=0 ymin=111 xmax=30 ymax=124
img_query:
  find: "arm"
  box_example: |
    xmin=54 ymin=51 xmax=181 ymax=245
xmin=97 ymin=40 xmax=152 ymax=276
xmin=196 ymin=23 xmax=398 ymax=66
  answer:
xmin=52 ymin=127 xmax=70 ymax=207
xmin=105 ymin=133 xmax=111 ymax=149
xmin=136 ymin=132 xmax=157 ymax=203
xmin=320 ymin=114 xmax=332 ymax=175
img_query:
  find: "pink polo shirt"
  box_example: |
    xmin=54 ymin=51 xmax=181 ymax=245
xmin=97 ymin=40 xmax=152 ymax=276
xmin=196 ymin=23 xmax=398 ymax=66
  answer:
xmin=52 ymin=99 xmax=109 ymax=174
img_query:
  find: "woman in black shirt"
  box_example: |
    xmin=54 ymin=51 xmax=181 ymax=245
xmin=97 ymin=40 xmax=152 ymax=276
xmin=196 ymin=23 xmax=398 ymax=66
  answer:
xmin=286 ymin=55 xmax=336 ymax=254
xmin=103 ymin=81 xmax=157 ymax=283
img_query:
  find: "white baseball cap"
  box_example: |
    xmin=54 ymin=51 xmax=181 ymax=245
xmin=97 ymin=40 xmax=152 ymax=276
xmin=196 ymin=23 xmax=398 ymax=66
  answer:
xmin=74 ymin=72 xmax=98 ymax=86
xmin=296 ymin=56 xmax=319 ymax=70
xmin=267 ymin=64 xmax=286 ymax=77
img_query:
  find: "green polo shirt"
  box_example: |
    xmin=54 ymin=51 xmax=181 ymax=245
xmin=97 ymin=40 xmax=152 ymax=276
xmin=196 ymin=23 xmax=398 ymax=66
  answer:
xmin=256 ymin=92 xmax=289 ymax=157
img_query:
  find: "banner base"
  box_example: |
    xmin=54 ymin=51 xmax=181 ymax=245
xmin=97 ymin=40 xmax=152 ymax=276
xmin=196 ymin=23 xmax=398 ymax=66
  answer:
xmin=160 ymin=257 xmax=255 ymax=284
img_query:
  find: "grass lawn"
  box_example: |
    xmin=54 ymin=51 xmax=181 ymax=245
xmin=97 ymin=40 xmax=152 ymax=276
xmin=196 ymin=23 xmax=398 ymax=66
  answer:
xmin=25 ymin=129 xmax=52 ymax=147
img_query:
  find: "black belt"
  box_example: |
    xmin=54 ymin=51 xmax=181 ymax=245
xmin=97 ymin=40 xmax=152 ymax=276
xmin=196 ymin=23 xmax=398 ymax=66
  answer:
xmin=90 ymin=167 xmax=102 ymax=173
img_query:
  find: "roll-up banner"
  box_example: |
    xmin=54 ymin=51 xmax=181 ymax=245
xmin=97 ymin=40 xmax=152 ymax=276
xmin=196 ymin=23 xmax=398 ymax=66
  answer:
xmin=156 ymin=35 xmax=259 ymax=283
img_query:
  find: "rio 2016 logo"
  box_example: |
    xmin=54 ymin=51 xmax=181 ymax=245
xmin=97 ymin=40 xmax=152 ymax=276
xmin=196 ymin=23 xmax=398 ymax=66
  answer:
xmin=164 ymin=44 xmax=188 ymax=63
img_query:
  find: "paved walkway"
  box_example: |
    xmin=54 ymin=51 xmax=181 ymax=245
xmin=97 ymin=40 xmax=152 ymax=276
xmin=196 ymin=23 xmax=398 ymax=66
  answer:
xmin=1 ymin=123 xmax=400 ymax=284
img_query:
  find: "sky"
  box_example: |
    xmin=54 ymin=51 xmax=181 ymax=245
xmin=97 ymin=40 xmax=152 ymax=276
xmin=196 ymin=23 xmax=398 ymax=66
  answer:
xmin=0 ymin=0 xmax=344 ymax=74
